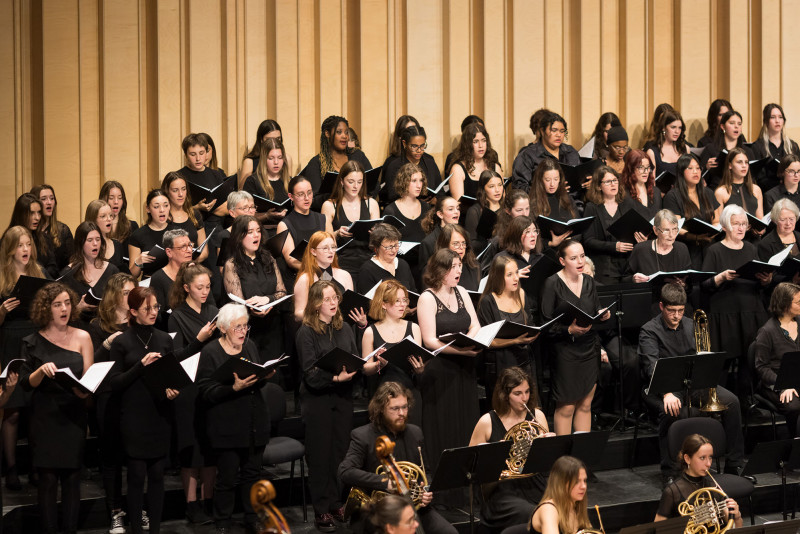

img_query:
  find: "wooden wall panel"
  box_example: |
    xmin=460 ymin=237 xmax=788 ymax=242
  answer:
xmin=4 ymin=0 xmax=800 ymax=228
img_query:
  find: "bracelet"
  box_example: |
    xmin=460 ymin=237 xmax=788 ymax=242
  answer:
xmin=103 ymin=340 xmax=111 ymax=350
xmin=134 ymin=261 xmax=143 ymax=268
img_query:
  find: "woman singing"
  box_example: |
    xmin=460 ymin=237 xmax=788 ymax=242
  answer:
xmin=356 ymin=223 xmax=417 ymax=294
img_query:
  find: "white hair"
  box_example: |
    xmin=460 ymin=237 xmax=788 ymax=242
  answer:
xmin=771 ymin=198 xmax=800 ymax=224
xmin=216 ymin=303 xmax=248 ymax=330
xmin=653 ymin=209 xmax=678 ymax=227
xmin=720 ymin=204 xmax=747 ymax=232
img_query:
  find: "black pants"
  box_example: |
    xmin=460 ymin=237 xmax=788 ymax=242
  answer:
xmin=301 ymin=390 xmax=352 ymax=515
xmin=127 ymin=457 xmax=166 ymax=534
xmin=213 ymin=447 xmax=262 ymax=528
xmin=644 ymin=386 xmax=744 ymax=474
xmin=759 ymin=386 xmax=800 ymax=437
xmin=596 ymin=337 xmax=642 ymax=413
xmin=97 ymin=393 xmax=124 ymax=517
xmin=38 ymin=467 xmax=81 ymax=534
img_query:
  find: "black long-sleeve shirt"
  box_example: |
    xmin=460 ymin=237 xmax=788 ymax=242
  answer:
xmin=753 ymin=316 xmax=800 ymax=390
xmin=638 ymin=315 xmax=696 ymax=382
xmin=296 ymin=322 xmax=359 ymax=393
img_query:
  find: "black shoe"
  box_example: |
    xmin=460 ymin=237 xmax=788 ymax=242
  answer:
xmin=315 ymin=513 xmax=337 ymax=533
xmin=5 ymin=465 xmax=21 ymax=491
xmin=185 ymin=500 xmax=212 ymax=524
xmin=743 ymin=474 xmax=757 ymax=484
xmin=28 ymin=469 xmax=38 ymax=487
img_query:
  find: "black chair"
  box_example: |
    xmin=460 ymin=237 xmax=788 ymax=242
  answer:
xmin=745 ymin=340 xmax=781 ymax=440
xmin=262 ymin=382 xmax=308 ymax=521
xmin=666 ymin=417 xmax=754 ymax=525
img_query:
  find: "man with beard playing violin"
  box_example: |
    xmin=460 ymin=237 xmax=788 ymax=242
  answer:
xmin=338 ymin=381 xmax=456 ymax=533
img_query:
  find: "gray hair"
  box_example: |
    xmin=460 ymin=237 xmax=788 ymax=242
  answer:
xmin=216 ymin=303 xmax=248 ymax=330
xmin=653 ymin=209 xmax=679 ymax=228
xmin=227 ymin=190 xmax=254 ymax=209
xmin=771 ymin=198 xmax=800 ymax=224
xmin=720 ymin=204 xmax=747 ymax=232
xmin=163 ymin=228 xmax=190 ymax=248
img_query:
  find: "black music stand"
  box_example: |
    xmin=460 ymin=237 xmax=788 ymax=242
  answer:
xmin=742 ymin=440 xmax=800 ymax=519
xmin=430 ymin=441 xmax=511 ymax=534
xmin=521 ymin=431 xmax=611 ymax=476
xmin=729 ymin=519 xmax=800 ymax=534
xmin=597 ymin=282 xmax=653 ymax=431
xmin=619 ymin=515 xmax=690 ymax=534
xmin=646 ymin=352 xmax=730 ymax=409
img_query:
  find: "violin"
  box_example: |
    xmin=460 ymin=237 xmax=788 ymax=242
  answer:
xmin=251 ymin=479 xmax=291 ymax=533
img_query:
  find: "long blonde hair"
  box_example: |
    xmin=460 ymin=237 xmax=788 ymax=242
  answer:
xmin=540 ymin=456 xmax=591 ymax=534
xmin=0 ymin=226 xmax=45 ymax=296
xmin=255 ymin=137 xmax=290 ymax=199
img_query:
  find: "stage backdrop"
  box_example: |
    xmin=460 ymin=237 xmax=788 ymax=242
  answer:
xmin=2 ymin=0 xmax=799 ymax=227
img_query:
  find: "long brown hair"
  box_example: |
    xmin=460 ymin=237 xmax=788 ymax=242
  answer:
xmin=161 ymin=172 xmax=200 ymax=228
xmin=0 ymin=226 xmax=44 ymax=296
xmin=30 ymin=184 xmax=63 ymax=247
xmin=100 ymin=180 xmax=134 ymax=241
xmin=529 ymin=159 xmax=575 ymax=218
xmin=585 ymin=165 xmax=626 ymax=205
xmin=453 ymin=123 xmax=500 ymax=176
xmin=255 ymin=137 xmax=291 ymax=199
xmin=94 ymin=272 xmax=136 ymax=334
xmin=480 ymin=255 xmax=526 ymax=323
xmin=169 ymin=262 xmax=212 ymax=310
xmin=719 ymin=147 xmax=755 ymax=197
xmin=302 ymin=280 xmax=343 ymax=334
xmin=330 ymin=160 xmax=368 ymax=221
xmin=540 ymin=456 xmax=591 ymax=534
xmin=491 ymin=366 xmax=539 ymax=415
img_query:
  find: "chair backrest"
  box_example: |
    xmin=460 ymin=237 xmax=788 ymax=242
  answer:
xmin=747 ymin=341 xmax=757 ymax=390
xmin=263 ymin=382 xmax=287 ymax=434
xmin=667 ymin=417 xmax=727 ymax=467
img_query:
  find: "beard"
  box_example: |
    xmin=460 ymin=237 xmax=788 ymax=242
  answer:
xmin=384 ymin=416 xmax=407 ymax=434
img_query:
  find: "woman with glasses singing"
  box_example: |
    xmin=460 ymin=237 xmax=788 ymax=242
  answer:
xmin=108 ymin=286 xmax=183 ymax=534
xmin=356 ymin=223 xmax=416 ymax=294
xmin=629 ymin=209 xmax=691 ymax=283
xmin=701 ymin=205 xmax=771 ymax=395
xmin=381 ymin=125 xmax=442 ymax=204
xmin=432 ymin=224 xmax=481 ymax=291
xmin=223 ymin=216 xmax=286 ymax=360
xmin=583 ymin=166 xmax=643 ymax=284
xmin=85 ymin=200 xmax=126 ymax=271
xmin=276 ymin=176 xmax=334 ymax=274
xmin=764 ymin=155 xmax=800 ymax=214
xmin=296 ymin=280 xmax=360 ymax=530
xmin=196 ymin=303 xmax=270 ymax=533
xmin=621 ymin=149 xmax=662 ymax=220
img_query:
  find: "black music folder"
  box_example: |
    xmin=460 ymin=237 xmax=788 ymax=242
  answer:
xmin=211 ymin=354 xmax=289 ymax=383
xmin=187 ymin=174 xmax=237 ymax=206
xmin=310 ymin=347 xmax=368 ymax=374
xmin=607 ymin=209 xmax=654 ymax=243
xmin=537 ymin=215 xmax=595 ymax=236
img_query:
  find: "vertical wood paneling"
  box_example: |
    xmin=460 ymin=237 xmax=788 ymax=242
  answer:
xmin=6 ymin=0 xmax=800 ymax=228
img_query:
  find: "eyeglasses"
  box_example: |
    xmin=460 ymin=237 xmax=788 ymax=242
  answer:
xmin=394 ymin=298 xmax=410 ymax=305
xmin=601 ymin=179 xmax=619 ymax=185
xmin=408 ymin=143 xmax=427 ymax=152
xmin=388 ymin=405 xmax=410 ymax=413
xmin=380 ymin=243 xmax=400 ymax=252
xmin=450 ymin=241 xmax=467 ymax=249
xmin=777 ymin=218 xmax=797 ymax=224
xmin=636 ymin=166 xmax=653 ymax=173
xmin=237 ymin=204 xmax=256 ymax=212
xmin=786 ymin=170 xmax=800 ymax=177
xmin=611 ymin=145 xmax=630 ymax=153
xmin=231 ymin=324 xmax=251 ymax=334
xmin=140 ymin=305 xmax=161 ymax=313
xmin=316 ymin=245 xmax=336 ymax=252
xmin=656 ymin=227 xmax=679 ymax=235
xmin=730 ymin=222 xmax=749 ymax=228
xmin=292 ymin=192 xmax=313 ymax=199
xmin=171 ymin=243 xmax=195 ymax=251
xmin=524 ymin=229 xmax=540 ymax=236
xmin=322 ymin=295 xmax=341 ymax=304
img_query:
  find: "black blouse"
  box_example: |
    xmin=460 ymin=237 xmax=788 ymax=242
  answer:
xmin=753 ymin=316 xmax=800 ymax=390
xmin=381 ymin=153 xmax=442 ymax=204
xmin=296 ymin=323 xmax=359 ymax=393
xmin=356 ymin=258 xmax=417 ymax=294
xmin=383 ymin=202 xmax=431 ymax=243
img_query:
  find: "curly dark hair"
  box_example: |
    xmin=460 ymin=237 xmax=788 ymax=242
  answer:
xmin=30 ymin=282 xmax=79 ymax=327
xmin=368 ymin=381 xmax=415 ymax=429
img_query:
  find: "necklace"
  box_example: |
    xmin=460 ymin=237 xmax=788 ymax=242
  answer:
xmin=44 ymin=327 xmax=71 ymax=346
xmin=438 ymin=287 xmax=455 ymax=310
xmin=136 ymin=332 xmax=153 ymax=349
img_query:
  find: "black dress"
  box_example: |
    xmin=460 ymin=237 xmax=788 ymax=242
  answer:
xmin=649 ymin=147 xmax=679 ymax=178
xmin=381 ymin=153 xmax=442 ymax=204
xmin=701 ymin=242 xmax=768 ymax=393
xmin=383 ymin=201 xmax=430 ymax=243
xmin=478 ymin=295 xmax=533 ymax=391
xmin=630 ymin=186 xmax=663 ymax=220
xmin=108 ymin=323 xmax=176 ymax=459
xmin=128 ymin=224 xmax=174 ymax=277
xmin=540 ymin=273 xmax=601 ymax=404
xmin=356 ymin=258 xmax=417 ymax=294
xmin=330 ymin=199 xmax=373 ymax=283
xmin=663 ymin=187 xmax=720 ymax=269
xmin=722 ymin=183 xmax=758 ymax=215
xmin=582 ymin=198 xmax=637 ymax=284
xmin=419 ymin=288 xmax=479 ymax=470
xmin=479 ymin=411 xmax=543 ymax=530
xmin=626 ymin=240 xmax=693 ymax=306
xmin=367 ymin=321 xmax=422 ymax=426
xmin=19 ymin=333 xmax=87 ymax=469
xmin=223 ymin=254 xmax=285 ymax=361
xmin=168 ymin=301 xmax=219 ymax=464
xmin=59 ymin=263 xmax=120 ymax=325
xmin=453 ymin=162 xmax=480 ymax=198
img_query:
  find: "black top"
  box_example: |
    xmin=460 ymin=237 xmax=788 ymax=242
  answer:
xmin=629 ymin=186 xmax=664 ymax=220
xmin=300 ymin=150 xmax=372 ymax=195
xmin=58 ymin=262 xmax=120 ymax=323
xmin=649 ymin=146 xmax=679 ymax=178
xmin=381 ymin=153 xmax=442 ymax=203
xmin=223 ymin=254 xmax=285 ymax=303
xmin=753 ymin=316 xmax=800 ymax=390
xmin=699 ymin=144 xmax=754 ymax=189
xmin=426 ymin=287 xmax=471 ymax=336
xmin=368 ymin=321 xmax=416 ymax=390
xmin=757 ymin=229 xmax=799 ymax=262
xmin=453 ymin=162 xmax=480 ymax=198
xmin=330 ymin=199 xmax=372 ymax=272
xmin=243 ymin=174 xmax=290 ymax=203
xmin=35 ymin=236 xmax=59 ymax=279
xmin=662 ymin=187 xmax=720 ymax=222
xmin=108 ymin=323 xmax=177 ymax=458
xmin=478 ymin=294 xmax=531 ymax=369
xmin=296 ymin=323 xmax=359 ymax=394
xmin=169 ymin=209 xmax=205 ymax=245
xmin=418 ymin=226 xmax=442 ymax=269
xmin=338 ymin=422 xmax=428 ymax=492
xmin=149 ymin=268 xmax=175 ymax=328
xmin=196 ymin=339 xmax=270 ymax=448
xmin=750 ymin=139 xmax=800 ymax=161
xmin=282 ymin=210 xmax=326 ymax=251
xmin=721 ymin=183 xmax=758 ymax=215
xmin=128 ymin=223 xmax=173 ymax=272
xmin=177 ymin=165 xmax=228 ymax=226
xmin=464 ymin=204 xmax=499 ymax=253
xmin=638 ymin=315 xmax=695 ymax=381
xmin=657 ymin=473 xmax=719 ymax=519
xmin=764 ymin=184 xmax=800 ymax=215
xmin=45 ymin=221 xmax=75 ymax=273
xmin=168 ymin=300 xmax=219 ymax=355
xmin=511 ymin=142 xmax=580 ymax=191
xmin=459 ymin=263 xmax=481 ymax=292
xmin=700 ymin=242 xmax=764 ymax=313
xmin=383 ymin=201 xmax=431 ymax=243
xmin=626 ymin=240 xmax=692 ymax=277
xmin=356 ymin=258 xmax=417 ymax=294
xmin=583 ymin=197 xmax=637 ymax=251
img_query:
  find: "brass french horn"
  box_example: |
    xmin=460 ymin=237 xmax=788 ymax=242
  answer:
xmin=678 ymin=470 xmax=734 ymax=534
xmin=500 ymin=405 xmax=548 ymax=479
xmin=576 ymin=505 xmax=606 ymax=534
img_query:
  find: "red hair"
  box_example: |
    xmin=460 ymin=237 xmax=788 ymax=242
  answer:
xmin=621 ymin=149 xmax=655 ymax=202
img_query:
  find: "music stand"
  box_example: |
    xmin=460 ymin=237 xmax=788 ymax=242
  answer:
xmin=742 ymin=440 xmax=800 ymax=519
xmin=430 ymin=441 xmax=511 ymax=534
xmin=521 ymin=431 xmax=611 ymax=475
xmin=597 ymin=282 xmax=654 ymax=431
xmin=646 ymin=352 xmax=730 ymax=409
xmin=730 ymin=519 xmax=800 ymax=534
xmin=618 ymin=515 xmax=690 ymax=534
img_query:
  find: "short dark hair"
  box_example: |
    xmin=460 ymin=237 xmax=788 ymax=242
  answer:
xmin=660 ymin=283 xmax=687 ymax=307
xmin=769 ymin=282 xmax=800 ymax=319
xmin=423 ymin=248 xmax=460 ymax=290
xmin=369 ymin=223 xmax=402 ymax=252
xmin=181 ymin=133 xmax=208 ymax=154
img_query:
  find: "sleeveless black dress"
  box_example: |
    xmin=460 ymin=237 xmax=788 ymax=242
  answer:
xmin=455 ymin=162 xmax=480 ymax=198
xmin=331 ymin=200 xmax=372 ymax=284
xmin=368 ymin=321 xmax=422 ymax=426
xmin=420 ymin=288 xmax=479 ymax=470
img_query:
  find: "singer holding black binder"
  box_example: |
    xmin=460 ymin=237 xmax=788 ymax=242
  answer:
xmin=527 ymin=159 xmax=579 ymax=253
xmin=20 ymin=282 xmax=93 ymax=534
xmin=196 ymin=303 xmax=271 ymax=533
xmin=753 ymin=282 xmax=800 ymax=437
xmin=627 ymin=209 xmax=691 ymax=288
xmin=296 ymin=280 xmax=360 ymax=531
xmin=108 ymin=286 xmax=182 ymax=534
xmin=638 ymin=283 xmax=744 ymax=484
xmin=540 ymin=240 xmax=610 ymax=435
